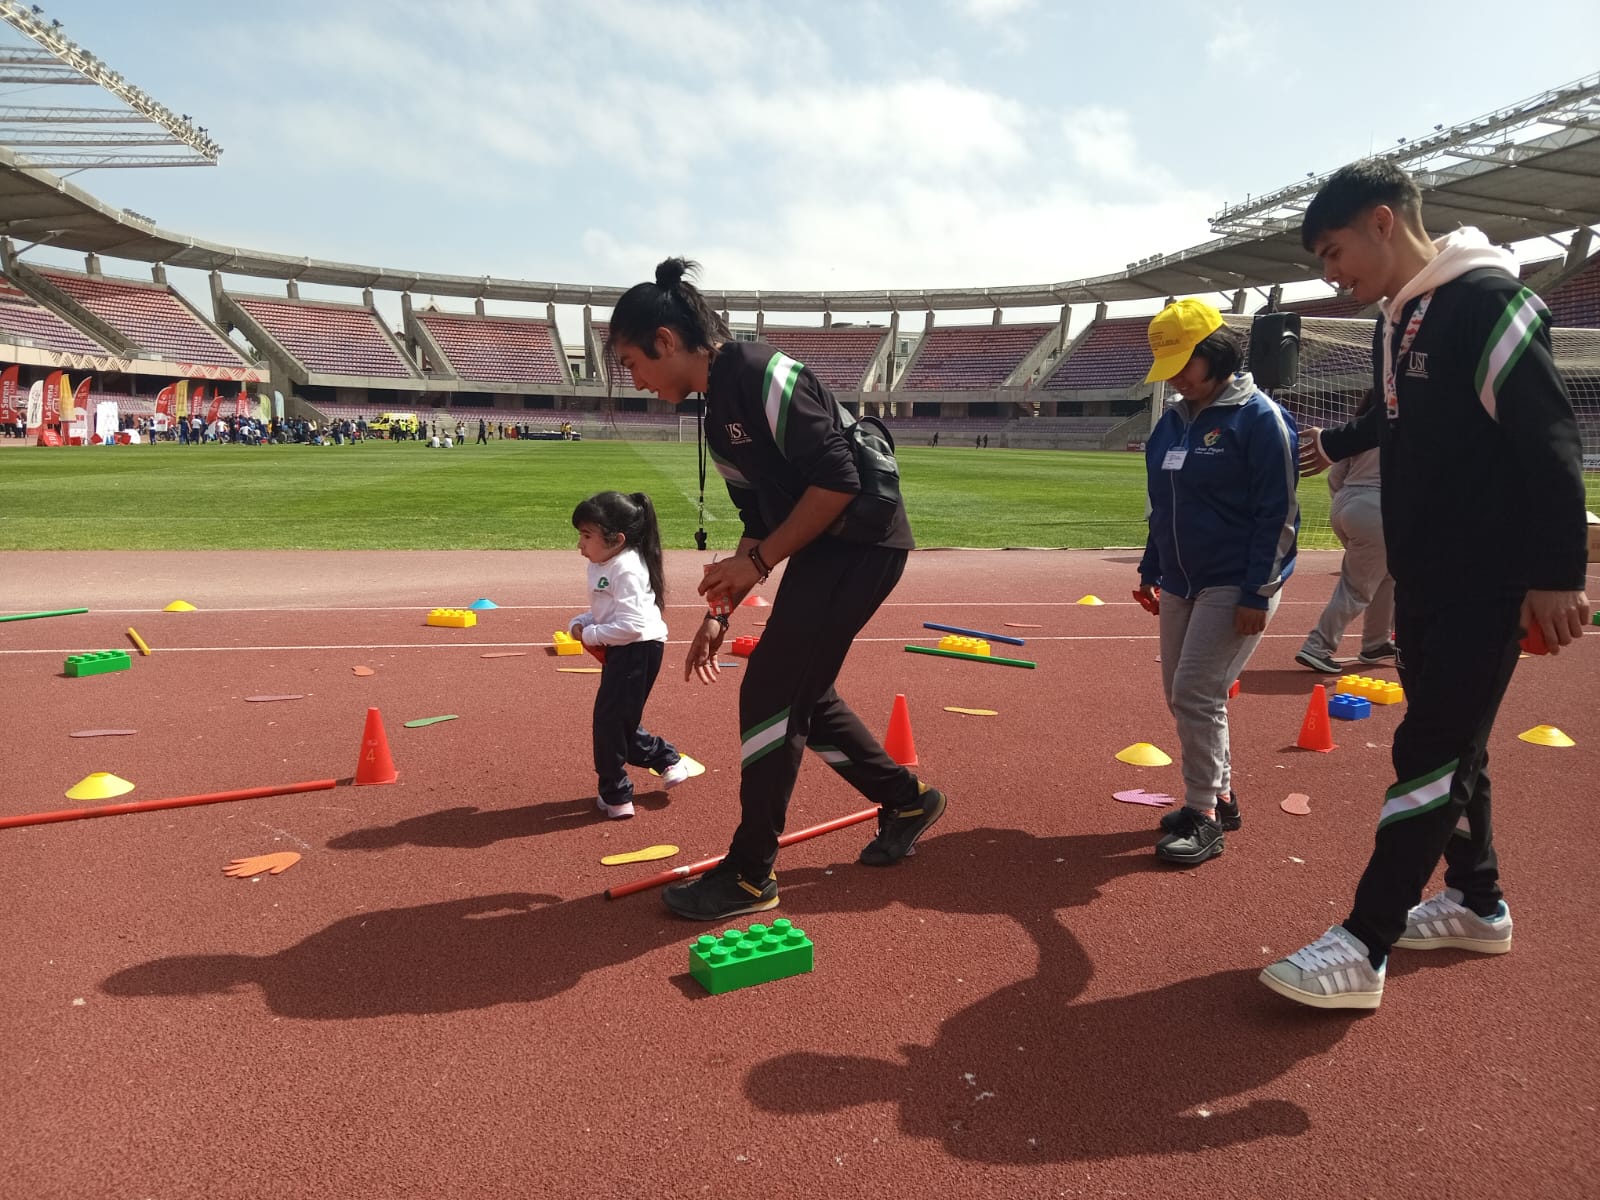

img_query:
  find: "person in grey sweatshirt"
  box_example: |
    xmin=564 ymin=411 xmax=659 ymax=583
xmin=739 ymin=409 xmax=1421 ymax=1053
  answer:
xmin=1294 ymin=386 xmax=1394 ymax=674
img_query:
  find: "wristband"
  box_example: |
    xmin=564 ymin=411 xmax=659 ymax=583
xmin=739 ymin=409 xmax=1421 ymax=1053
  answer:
xmin=748 ymin=544 xmax=773 ymax=581
xmin=705 ymin=611 xmax=730 ymax=628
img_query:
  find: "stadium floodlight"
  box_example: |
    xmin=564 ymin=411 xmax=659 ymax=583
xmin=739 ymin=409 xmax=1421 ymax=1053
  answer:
xmin=0 ymin=0 xmax=221 ymax=166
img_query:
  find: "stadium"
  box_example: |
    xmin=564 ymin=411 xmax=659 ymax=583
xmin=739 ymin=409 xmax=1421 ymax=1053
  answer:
xmin=3 ymin=4 xmax=1598 ymax=1199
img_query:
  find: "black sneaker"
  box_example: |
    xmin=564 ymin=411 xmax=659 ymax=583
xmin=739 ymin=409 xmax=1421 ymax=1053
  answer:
xmin=1357 ymin=641 xmax=1397 ymax=665
xmin=1294 ymin=648 xmax=1345 ymax=674
xmin=663 ymin=865 xmax=779 ymax=921
xmin=1155 ymin=807 xmax=1225 ymax=865
xmin=1161 ymin=792 xmax=1240 ymax=833
xmin=859 ymin=785 xmax=948 ymax=866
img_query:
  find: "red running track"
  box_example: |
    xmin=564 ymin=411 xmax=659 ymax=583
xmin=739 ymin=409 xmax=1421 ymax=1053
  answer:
xmin=2 ymin=549 xmax=1597 ymax=1199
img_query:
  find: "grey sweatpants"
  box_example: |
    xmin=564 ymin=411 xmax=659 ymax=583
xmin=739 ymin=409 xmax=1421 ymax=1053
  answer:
xmin=1301 ymin=488 xmax=1393 ymax=660
xmin=1160 ymin=587 xmax=1279 ymax=810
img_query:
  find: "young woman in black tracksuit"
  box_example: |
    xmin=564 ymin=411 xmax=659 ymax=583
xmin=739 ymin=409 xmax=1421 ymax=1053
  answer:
xmin=605 ymin=258 xmax=949 ymax=922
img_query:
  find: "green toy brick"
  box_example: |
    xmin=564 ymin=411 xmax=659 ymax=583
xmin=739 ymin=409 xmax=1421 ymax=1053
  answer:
xmin=689 ymin=919 xmax=813 ymax=995
xmin=64 ymin=650 xmax=132 ymax=677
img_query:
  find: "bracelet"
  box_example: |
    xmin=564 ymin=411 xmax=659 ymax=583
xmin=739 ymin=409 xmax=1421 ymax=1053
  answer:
xmin=705 ymin=611 xmax=730 ymax=628
xmin=748 ymin=544 xmax=773 ymax=581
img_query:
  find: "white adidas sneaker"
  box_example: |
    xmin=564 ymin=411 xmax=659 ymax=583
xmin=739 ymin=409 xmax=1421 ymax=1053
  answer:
xmin=595 ymin=796 xmax=635 ymax=820
xmin=1260 ymin=925 xmax=1386 ymax=1010
xmin=660 ymin=760 xmax=693 ymax=790
xmin=1396 ymin=888 xmax=1513 ymax=954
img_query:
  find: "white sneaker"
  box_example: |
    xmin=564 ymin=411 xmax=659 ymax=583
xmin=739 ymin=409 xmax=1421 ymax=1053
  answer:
xmin=1395 ymin=888 xmax=1512 ymax=954
xmin=596 ymin=796 xmax=634 ymax=820
xmin=660 ymin=760 xmax=692 ymax=790
xmin=1260 ymin=926 xmax=1385 ymax=1010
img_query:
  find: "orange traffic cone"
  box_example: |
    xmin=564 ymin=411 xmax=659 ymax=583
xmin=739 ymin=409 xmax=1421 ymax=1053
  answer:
xmin=354 ymin=706 xmax=398 ymax=784
xmin=1296 ymin=685 xmax=1335 ymax=753
xmin=884 ymin=693 xmax=918 ymax=766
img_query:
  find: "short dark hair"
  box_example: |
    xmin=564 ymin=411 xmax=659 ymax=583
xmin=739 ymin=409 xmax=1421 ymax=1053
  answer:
xmin=1301 ymin=160 xmax=1422 ymax=251
xmin=1191 ymin=326 xmax=1242 ymax=382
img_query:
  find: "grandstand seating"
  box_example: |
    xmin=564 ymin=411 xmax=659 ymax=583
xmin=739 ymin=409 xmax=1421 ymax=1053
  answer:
xmin=760 ymin=326 xmax=885 ymax=390
xmin=1282 ymin=295 xmax=1370 ymax=318
xmin=233 ymin=296 xmax=415 ymax=378
xmin=0 ymin=282 xmax=108 ymax=353
xmin=589 ymin=321 xmax=633 ymax=389
xmin=418 ymin=310 xmax=568 ymax=385
xmin=38 ymin=269 xmax=245 ymax=366
xmin=899 ymin=322 xmax=1056 ymax=390
xmin=1042 ymin=318 xmax=1149 ymax=390
xmin=1547 ymin=254 xmax=1600 ymax=329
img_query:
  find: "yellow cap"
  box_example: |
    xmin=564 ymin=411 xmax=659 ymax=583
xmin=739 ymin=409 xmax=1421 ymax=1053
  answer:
xmin=1144 ymin=298 xmax=1225 ymax=383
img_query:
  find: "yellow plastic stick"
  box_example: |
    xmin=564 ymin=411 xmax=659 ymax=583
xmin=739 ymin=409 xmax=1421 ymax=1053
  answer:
xmin=126 ymin=627 xmax=151 ymax=656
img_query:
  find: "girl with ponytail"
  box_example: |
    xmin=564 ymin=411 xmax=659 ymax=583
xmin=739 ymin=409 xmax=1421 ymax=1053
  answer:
xmin=606 ymin=258 xmax=946 ymax=922
xmin=569 ymin=489 xmax=691 ymax=819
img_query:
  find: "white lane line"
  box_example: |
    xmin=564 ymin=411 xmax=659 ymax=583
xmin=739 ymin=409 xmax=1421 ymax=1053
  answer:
xmin=53 ymin=599 xmax=1328 ymax=614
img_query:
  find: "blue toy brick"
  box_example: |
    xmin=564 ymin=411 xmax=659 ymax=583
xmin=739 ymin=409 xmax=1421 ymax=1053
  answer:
xmin=64 ymin=649 xmax=132 ymax=677
xmin=689 ymin=918 xmax=813 ymax=995
xmin=1328 ymin=694 xmax=1371 ymax=721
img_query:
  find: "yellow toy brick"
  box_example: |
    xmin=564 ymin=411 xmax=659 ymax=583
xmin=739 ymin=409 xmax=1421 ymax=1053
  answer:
xmin=426 ymin=608 xmax=477 ymax=628
xmin=1369 ymin=682 xmax=1404 ymax=705
xmin=553 ymin=631 xmax=584 ymax=656
xmin=937 ymin=634 xmax=990 ymax=656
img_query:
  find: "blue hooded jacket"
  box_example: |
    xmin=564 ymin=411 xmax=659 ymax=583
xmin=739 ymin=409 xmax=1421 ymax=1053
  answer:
xmin=1139 ymin=371 xmax=1300 ymax=610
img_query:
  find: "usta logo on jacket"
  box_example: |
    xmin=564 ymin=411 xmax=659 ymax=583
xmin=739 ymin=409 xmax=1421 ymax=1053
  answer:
xmin=725 ymin=422 xmax=751 ymax=445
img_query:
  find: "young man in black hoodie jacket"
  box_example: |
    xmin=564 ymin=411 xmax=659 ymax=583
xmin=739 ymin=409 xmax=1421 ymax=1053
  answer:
xmin=1261 ymin=160 xmax=1591 ymax=1010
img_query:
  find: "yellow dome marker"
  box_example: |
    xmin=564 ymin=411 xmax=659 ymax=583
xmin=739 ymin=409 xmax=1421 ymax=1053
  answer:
xmin=163 ymin=600 xmax=196 ymax=612
xmin=1518 ymin=725 xmax=1575 ymax=747
xmin=600 ymin=844 xmax=680 ymax=866
xmin=1076 ymin=595 xmax=1105 ymax=606
xmin=65 ymin=772 xmax=135 ymax=801
xmin=1115 ymin=742 xmax=1172 ymax=767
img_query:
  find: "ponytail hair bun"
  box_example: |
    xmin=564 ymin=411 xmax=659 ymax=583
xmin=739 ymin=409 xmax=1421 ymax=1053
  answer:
xmin=655 ymin=257 xmax=694 ymax=290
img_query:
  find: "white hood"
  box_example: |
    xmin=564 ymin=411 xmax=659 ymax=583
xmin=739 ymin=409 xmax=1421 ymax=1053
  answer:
xmin=1384 ymin=227 xmax=1516 ymax=321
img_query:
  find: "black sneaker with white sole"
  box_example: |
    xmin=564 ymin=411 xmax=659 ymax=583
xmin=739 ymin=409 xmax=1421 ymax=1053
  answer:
xmin=1357 ymin=641 xmax=1397 ymax=665
xmin=1161 ymin=791 xmax=1240 ymax=833
xmin=1155 ymin=807 xmax=1225 ymax=865
xmin=663 ymin=865 xmax=779 ymax=921
xmin=859 ymin=784 xmax=947 ymax=866
xmin=1294 ymin=648 xmax=1345 ymax=674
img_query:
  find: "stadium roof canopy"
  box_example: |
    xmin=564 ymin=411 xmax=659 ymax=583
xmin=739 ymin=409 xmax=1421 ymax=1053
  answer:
xmin=0 ymin=70 xmax=1596 ymax=313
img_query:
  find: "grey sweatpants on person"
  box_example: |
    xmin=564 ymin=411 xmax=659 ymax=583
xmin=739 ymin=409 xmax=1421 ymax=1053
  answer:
xmin=1160 ymin=587 xmax=1280 ymax=810
xmin=1301 ymin=488 xmax=1393 ymax=660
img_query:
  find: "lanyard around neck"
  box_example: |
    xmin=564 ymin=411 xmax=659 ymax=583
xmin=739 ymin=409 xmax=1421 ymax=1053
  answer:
xmin=1384 ymin=291 xmax=1433 ymax=419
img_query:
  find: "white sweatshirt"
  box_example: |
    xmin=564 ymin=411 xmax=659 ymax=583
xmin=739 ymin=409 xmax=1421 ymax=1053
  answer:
xmin=570 ymin=548 xmax=668 ymax=646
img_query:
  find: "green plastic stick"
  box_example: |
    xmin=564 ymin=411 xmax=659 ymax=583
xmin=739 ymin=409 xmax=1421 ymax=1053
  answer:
xmin=404 ymin=714 xmax=460 ymax=728
xmin=0 ymin=607 xmax=88 ymax=623
xmin=905 ymin=644 xmax=1036 ymax=669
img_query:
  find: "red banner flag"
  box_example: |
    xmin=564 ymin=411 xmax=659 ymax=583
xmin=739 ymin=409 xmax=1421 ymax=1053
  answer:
xmin=71 ymin=376 xmax=91 ymax=424
xmin=0 ymin=365 xmax=17 ymax=422
xmin=234 ymin=390 xmax=250 ymax=418
xmin=155 ymin=384 xmax=174 ymax=420
xmin=42 ymin=370 xmax=61 ymax=424
xmin=204 ymin=388 xmax=222 ymax=425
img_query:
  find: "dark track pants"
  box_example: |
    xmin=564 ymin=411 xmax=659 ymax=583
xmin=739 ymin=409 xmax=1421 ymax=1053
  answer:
xmin=593 ymin=640 xmax=678 ymax=806
xmin=1343 ymin=594 xmax=1521 ymax=958
xmin=724 ymin=540 xmax=918 ymax=878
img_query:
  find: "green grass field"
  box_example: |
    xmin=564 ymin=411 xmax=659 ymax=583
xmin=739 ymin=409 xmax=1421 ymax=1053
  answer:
xmin=2 ymin=440 xmax=1347 ymax=551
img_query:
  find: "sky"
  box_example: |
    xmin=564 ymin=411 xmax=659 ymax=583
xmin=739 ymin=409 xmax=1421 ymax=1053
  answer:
xmin=6 ymin=0 xmax=1598 ymax=331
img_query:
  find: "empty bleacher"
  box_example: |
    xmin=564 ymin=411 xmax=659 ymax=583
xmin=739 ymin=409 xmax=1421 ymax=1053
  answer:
xmin=589 ymin=321 xmax=633 ymax=390
xmin=1282 ymin=295 xmax=1370 ymax=318
xmin=0 ymin=282 xmax=107 ymax=353
xmin=760 ymin=326 xmax=885 ymax=391
xmin=899 ymin=322 xmax=1056 ymax=390
xmin=1042 ymin=318 xmax=1149 ymax=390
xmin=418 ymin=310 xmax=568 ymax=385
xmin=1547 ymin=253 xmax=1600 ymax=329
xmin=233 ymin=295 xmax=416 ymax=378
xmin=38 ymin=268 xmax=246 ymax=366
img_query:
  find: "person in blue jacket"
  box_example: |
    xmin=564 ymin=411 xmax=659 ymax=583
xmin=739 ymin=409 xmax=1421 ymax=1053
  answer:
xmin=1136 ymin=298 xmax=1300 ymax=866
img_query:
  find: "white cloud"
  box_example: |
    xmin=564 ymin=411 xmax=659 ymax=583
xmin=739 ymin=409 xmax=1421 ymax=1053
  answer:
xmin=951 ymin=0 xmax=1037 ymax=22
xmin=1206 ymin=10 xmax=1256 ymax=61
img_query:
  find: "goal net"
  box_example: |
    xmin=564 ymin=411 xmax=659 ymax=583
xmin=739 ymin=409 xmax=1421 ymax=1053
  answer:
xmin=1223 ymin=314 xmax=1600 ymax=549
xmin=678 ymin=413 xmax=700 ymax=444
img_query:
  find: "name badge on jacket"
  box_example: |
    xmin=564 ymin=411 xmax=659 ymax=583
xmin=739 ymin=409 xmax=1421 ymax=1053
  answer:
xmin=1162 ymin=449 xmax=1188 ymax=471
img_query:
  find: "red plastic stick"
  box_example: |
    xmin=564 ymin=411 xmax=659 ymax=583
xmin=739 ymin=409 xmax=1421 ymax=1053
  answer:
xmin=0 ymin=779 xmax=338 ymax=831
xmin=605 ymin=806 xmax=878 ymax=899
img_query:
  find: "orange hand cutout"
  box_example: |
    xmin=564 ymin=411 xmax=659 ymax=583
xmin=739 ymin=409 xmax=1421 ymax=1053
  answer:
xmin=224 ymin=851 xmax=301 ymax=878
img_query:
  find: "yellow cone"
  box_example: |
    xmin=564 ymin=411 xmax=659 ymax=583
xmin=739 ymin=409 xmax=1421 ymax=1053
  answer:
xmin=1518 ymin=725 xmax=1575 ymax=747
xmin=1115 ymin=742 xmax=1172 ymax=767
xmin=1076 ymin=595 xmax=1105 ymax=606
xmin=163 ymin=600 xmax=196 ymax=612
xmin=65 ymin=771 xmax=135 ymax=801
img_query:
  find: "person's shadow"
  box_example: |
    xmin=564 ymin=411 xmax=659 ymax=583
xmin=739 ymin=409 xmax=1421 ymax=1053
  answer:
xmin=100 ymin=892 xmax=679 ymax=1019
xmin=326 ymin=789 xmax=674 ymax=851
xmin=745 ymin=825 xmax=1354 ymax=1164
